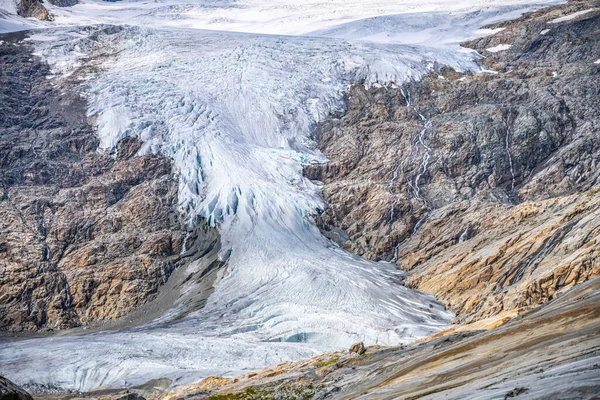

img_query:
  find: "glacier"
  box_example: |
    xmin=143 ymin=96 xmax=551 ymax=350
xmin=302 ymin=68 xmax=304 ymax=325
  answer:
xmin=0 ymin=0 xmax=565 ymax=393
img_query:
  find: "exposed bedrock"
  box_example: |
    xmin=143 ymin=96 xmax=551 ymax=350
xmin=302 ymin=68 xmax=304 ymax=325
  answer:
xmin=13 ymin=0 xmax=78 ymax=21
xmin=0 ymin=35 xmax=217 ymax=332
xmin=0 ymin=375 xmax=33 ymax=400
xmin=306 ymin=1 xmax=600 ymax=324
xmin=15 ymin=0 xmax=49 ymax=20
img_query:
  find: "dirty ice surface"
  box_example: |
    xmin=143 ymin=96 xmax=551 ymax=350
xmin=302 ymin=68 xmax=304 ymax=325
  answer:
xmin=0 ymin=0 xmax=565 ymax=393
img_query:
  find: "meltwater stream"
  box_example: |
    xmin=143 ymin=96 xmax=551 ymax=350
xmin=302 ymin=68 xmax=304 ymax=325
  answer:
xmin=0 ymin=0 xmax=564 ymax=392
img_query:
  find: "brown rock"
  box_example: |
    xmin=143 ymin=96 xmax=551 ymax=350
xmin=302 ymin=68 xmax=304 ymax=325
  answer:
xmin=0 ymin=37 xmax=216 ymax=332
xmin=349 ymin=341 xmax=366 ymax=355
xmin=306 ymin=1 xmax=600 ymax=324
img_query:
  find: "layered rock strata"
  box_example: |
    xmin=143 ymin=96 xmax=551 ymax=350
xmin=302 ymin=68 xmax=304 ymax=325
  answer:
xmin=306 ymin=0 xmax=600 ymax=324
xmin=0 ymin=33 xmax=216 ymax=332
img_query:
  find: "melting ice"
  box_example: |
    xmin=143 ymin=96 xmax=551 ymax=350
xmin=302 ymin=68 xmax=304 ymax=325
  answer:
xmin=0 ymin=0 xmax=565 ymax=393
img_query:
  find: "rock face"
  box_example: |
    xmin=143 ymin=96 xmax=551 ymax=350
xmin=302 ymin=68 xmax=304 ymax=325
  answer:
xmin=16 ymin=0 xmax=49 ymax=20
xmin=0 ymin=376 xmax=33 ymax=400
xmin=0 ymin=35 xmax=215 ymax=332
xmin=306 ymin=1 xmax=600 ymax=324
xmin=15 ymin=0 xmax=78 ymax=21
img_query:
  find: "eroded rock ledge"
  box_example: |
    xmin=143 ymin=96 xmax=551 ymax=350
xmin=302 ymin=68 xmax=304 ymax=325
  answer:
xmin=306 ymin=0 xmax=600 ymax=324
xmin=0 ymin=33 xmax=217 ymax=332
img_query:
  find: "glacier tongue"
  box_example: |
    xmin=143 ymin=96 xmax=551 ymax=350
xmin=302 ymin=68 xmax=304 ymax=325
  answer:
xmin=0 ymin=25 xmax=469 ymax=391
xmin=78 ymin=26 xmax=470 ymax=341
xmin=105 ymin=27 xmax=465 ymax=329
xmin=0 ymin=0 xmax=558 ymax=389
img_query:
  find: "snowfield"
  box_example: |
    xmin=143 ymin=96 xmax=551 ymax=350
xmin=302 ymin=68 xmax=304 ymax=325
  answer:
xmin=0 ymin=0 xmax=566 ymax=393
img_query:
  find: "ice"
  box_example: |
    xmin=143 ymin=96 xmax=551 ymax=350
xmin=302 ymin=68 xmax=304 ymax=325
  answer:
xmin=0 ymin=0 xmax=565 ymax=35
xmin=486 ymin=43 xmax=512 ymax=52
xmin=0 ymin=0 xmax=572 ymax=393
xmin=309 ymin=7 xmax=549 ymax=46
xmin=0 ymin=0 xmax=16 ymax=14
xmin=1 ymin=24 xmax=469 ymax=392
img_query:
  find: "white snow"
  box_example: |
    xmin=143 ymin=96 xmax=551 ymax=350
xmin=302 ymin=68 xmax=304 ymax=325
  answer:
xmin=594 ymin=59 xmax=600 ymax=64
xmin=548 ymin=8 xmax=596 ymax=23
xmin=540 ymin=28 xmax=551 ymax=34
xmin=480 ymin=67 xmax=499 ymax=74
xmin=0 ymin=0 xmax=16 ymax=14
xmin=0 ymin=0 xmax=44 ymax=32
xmin=0 ymin=0 xmax=573 ymax=393
xmin=486 ymin=43 xmax=512 ymax=52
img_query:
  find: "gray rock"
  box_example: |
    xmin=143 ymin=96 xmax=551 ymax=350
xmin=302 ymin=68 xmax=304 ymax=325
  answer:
xmin=0 ymin=376 xmax=33 ymax=400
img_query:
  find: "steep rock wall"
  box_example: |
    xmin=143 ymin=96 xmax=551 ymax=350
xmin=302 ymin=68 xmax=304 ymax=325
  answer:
xmin=306 ymin=0 xmax=600 ymax=323
xmin=0 ymin=34 xmax=216 ymax=332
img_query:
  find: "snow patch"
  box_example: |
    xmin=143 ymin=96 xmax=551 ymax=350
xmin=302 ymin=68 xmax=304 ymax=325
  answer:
xmin=540 ymin=28 xmax=550 ymax=34
xmin=0 ymin=0 xmax=17 ymax=14
xmin=486 ymin=43 xmax=512 ymax=53
xmin=479 ymin=67 xmax=499 ymax=75
xmin=548 ymin=8 xmax=596 ymax=24
xmin=594 ymin=59 xmax=600 ymax=64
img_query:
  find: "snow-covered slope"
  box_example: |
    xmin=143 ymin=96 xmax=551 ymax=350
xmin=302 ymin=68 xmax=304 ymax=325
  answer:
xmin=0 ymin=0 xmax=566 ymax=393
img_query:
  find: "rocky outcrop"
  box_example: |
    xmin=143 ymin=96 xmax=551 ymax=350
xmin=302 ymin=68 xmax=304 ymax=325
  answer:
xmin=46 ymin=0 xmax=78 ymax=6
xmin=0 ymin=34 xmax=215 ymax=332
xmin=348 ymin=341 xmax=366 ymax=355
xmin=306 ymin=0 xmax=600 ymax=324
xmin=16 ymin=0 xmax=49 ymax=20
xmin=0 ymin=376 xmax=33 ymax=400
xmin=15 ymin=0 xmax=78 ymax=21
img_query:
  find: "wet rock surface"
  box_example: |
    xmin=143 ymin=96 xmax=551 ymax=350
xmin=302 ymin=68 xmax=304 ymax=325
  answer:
xmin=306 ymin=0 xmax=600 ymax=323
xmin=0 ymin=34 xmax=215 ymax=332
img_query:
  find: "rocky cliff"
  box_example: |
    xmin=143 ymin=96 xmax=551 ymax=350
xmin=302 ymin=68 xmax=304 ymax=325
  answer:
xmin=0 ymin=33 xmax=217 ymax=332
xmin=16 ymin=0 xmax=48 ymax=20
xmin=15 ymin=0 xmax=78 ymax=21
xmin=306 ymin=0 xmax=600 ymax=324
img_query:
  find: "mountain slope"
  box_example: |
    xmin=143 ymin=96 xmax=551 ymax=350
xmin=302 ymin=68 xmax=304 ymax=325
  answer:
xmin=0 ymin=0 xmax=598 ymax=397
xmin=308 ymin=0 xmax=600 ymax=325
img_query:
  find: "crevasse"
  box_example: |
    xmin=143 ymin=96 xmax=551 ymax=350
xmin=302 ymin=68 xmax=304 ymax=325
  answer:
xmin=0 ymin=0 xmax=562 ymax=391
xmin=80 ymin=26 xmax=466 ymax=342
